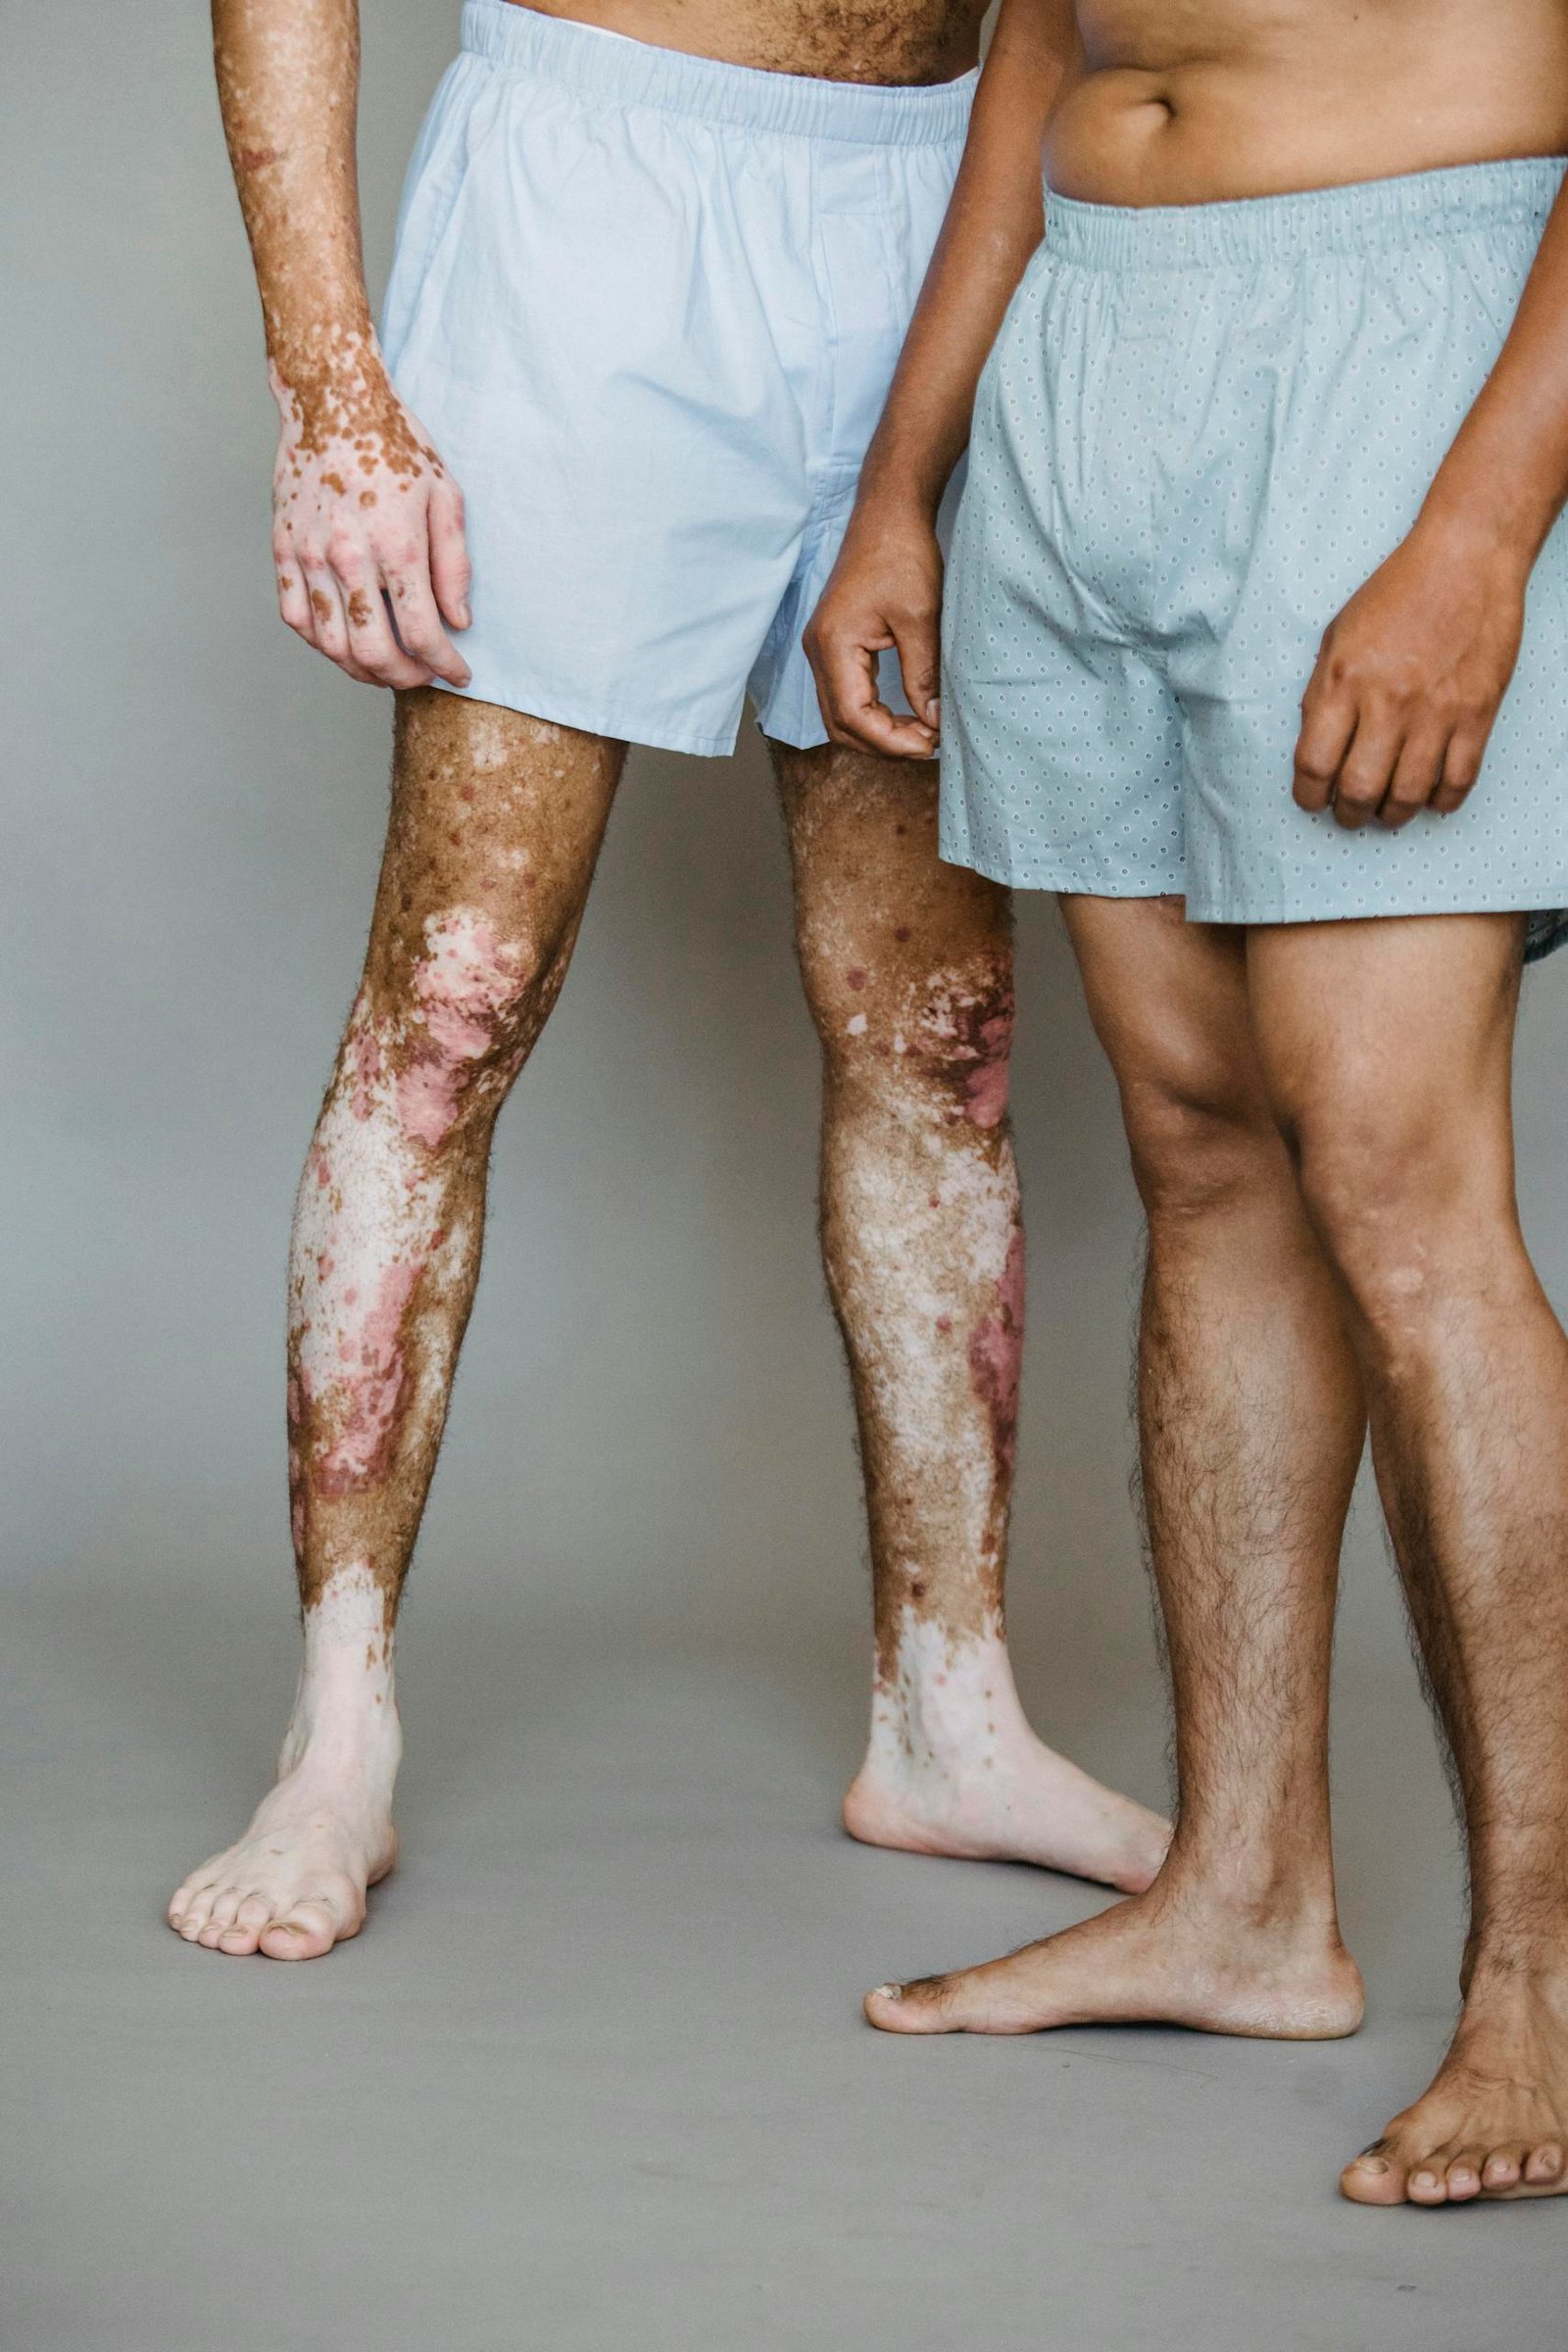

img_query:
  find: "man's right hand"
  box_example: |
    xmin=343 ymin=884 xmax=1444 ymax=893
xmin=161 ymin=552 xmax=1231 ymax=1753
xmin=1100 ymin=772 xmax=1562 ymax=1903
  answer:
xmin=804 ymin=504 xmax=944 ymax=760
xmin=270 ymin=359 xmax=473 ymax=691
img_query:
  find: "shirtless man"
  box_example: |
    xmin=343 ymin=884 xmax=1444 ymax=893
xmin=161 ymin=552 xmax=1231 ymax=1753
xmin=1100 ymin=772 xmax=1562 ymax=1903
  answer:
xmin=168 ymin=0 xmax=1169 ymax=1965
xmin=809 ymin=0 xmax=1568 ymax=2208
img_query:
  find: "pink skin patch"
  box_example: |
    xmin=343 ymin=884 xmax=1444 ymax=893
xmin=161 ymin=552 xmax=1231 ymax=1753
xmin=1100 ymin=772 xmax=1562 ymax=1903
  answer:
xmin=962 ymin=1004 xmax=1015 ymax=1130
xmin=314 ymin=1257 xmax=421 ymax=1495
xmin=916 ymin=982 xmax=1016 ymax=1129
xmin=394 ymin=910 xmax=527 ymax=1151
xmin=967 ymin=1229 xmax=1026 ymax=1477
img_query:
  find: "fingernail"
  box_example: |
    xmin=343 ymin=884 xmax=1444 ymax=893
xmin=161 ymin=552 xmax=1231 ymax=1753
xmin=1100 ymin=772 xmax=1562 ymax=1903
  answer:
xmin=458 ymin=606 xmax=471 ymax=628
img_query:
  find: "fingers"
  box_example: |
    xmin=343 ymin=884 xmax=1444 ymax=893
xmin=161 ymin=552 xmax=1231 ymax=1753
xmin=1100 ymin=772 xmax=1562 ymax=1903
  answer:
xmin=274 ymin=553 xmax=315 ymax=644
xmin=1297 ymin=692 xmax=1487 ymax=829
xmin=347 ymin=577 xmax=435 ymax=688
xmin=1321 ymin=704 xmax=1405 ymax=831
xmin=427 ymin=476 xmax=473 ymax=633
xmin=299 ymin=566 xmax=374 ymax=683
xmin=1378 ymin=719 xmax=1450 ymax=828
xmin=385 ymin=555 xmax=472 ymax=689
xmin=1293 ymin=662 xmax=1357 ymax=813
xmin=806 ymin=622 xmax=937 ymax=761
xmin=275 ymin=474 xmax=471 ymax=690
xmin=1432 ymin=723 xmax=1486 ymax=817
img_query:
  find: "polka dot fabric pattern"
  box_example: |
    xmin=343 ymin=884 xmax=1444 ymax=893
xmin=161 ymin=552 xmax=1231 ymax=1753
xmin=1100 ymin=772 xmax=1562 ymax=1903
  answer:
xmin=940 ymin=160 xmax=1568 ymax=961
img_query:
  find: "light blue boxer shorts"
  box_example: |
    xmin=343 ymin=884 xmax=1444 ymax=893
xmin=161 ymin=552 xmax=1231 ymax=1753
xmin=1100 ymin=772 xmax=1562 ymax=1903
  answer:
xmin=381 ymin=1 xmax=974 ymax=756
xmin=941 ymin=160 xmax=1568 ymax=959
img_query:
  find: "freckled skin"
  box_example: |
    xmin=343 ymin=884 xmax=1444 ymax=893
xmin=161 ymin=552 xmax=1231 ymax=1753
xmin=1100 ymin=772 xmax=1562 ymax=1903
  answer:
xmin=178 ymin=0 xmax=1167 ymax=1960
xmin=286 ymin=690 xmax=624 ymax=1628
xmin=774 ymin=745 xmax=1022 ymax=1686
xmin=214 ymin=0 xmax=473 ymax=692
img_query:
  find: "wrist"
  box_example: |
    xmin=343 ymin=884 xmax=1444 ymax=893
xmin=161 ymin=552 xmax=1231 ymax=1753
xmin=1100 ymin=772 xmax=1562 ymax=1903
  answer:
xmin=854 ymin=439 xmax=956 ymax=531
xmin=1417 ymin=468 xmax=1556 ymax=576
xmin=267 ymin=310 xmax=385 ymax=416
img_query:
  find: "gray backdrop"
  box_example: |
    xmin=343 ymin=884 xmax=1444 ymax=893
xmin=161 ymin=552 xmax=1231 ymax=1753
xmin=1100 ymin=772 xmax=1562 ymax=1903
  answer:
xmin=6 ymin=4 xmax=1567 ymax=2343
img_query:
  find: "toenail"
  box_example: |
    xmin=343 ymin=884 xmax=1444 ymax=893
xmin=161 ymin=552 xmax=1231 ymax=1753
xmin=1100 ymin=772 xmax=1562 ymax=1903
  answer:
xmin=871 ymin=1983 xmax=904 ymax=2000
xmin=1357 ymin=2158 xmax=1388 ymax=2175
xmin=1411 ymin=2173 xmax=1437 ymax=2190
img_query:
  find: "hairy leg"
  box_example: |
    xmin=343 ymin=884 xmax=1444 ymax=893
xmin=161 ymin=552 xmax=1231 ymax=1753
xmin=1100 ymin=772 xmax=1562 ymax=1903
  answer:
xmin=869 ymin=898 xmax=1365 ymax=2034
xmin=170 ymin=690 xmax=625 ymax=1957
xmin=1247 ymin=913 xmax=1568 ymax=2207
xmin=773 ymin=743 xmax=1167 ymax=1888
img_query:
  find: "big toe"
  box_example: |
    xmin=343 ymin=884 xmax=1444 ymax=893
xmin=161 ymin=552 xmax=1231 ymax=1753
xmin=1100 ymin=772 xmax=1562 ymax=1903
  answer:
xmin=1340 ymin=2147 xmax=1407 ymax=2207
xmin=259 ymin=1891 xmax=356 ymax=1962
xmin=864 ymin=1976 xmax=961 ymax=2034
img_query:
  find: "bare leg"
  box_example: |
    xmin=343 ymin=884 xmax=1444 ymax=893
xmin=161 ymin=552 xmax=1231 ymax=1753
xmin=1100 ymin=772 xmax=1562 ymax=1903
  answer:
xmin=868 ymin=899 xmax=1366 ymax=2033
xmin=170 ymin=691 xmax=625 ymax=1956
xmin=1243 ymin=913 xmax=1568 ymax=2207
xmin=774 ymin=745 xmax=1168 ymax=1889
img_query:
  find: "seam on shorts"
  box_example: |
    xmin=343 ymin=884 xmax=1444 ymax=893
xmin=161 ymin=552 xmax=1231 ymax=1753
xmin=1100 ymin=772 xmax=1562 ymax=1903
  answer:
xmin=431 ymin=675 xmax=740 ymax=758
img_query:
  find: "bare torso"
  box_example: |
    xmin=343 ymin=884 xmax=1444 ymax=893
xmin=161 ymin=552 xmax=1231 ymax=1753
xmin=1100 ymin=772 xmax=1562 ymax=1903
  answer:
xmin=1045 ymin=0 xmax=1568 ymax=204
xmin=517 ymin=0 xmax=988 ymax=83
xmin=518 ymin=0 xmax=1568 ymax=195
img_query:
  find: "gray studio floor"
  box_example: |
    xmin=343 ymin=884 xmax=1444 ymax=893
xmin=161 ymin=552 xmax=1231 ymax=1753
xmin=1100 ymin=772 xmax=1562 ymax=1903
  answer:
xmin=8 ymin=1578 xmax=1566 ymax=2352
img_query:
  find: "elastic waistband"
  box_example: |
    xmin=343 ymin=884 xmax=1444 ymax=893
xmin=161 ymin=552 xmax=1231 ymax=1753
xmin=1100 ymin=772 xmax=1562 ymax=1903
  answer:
xmin=1045 ymin=157 xmax=1568 ymax=271
xmin=460 ymin=0 xmax=976 ymax=142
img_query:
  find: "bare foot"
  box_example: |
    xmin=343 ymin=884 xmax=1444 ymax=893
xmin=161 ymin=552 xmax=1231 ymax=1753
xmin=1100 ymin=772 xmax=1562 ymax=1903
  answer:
xmin=168 ymin=1564 xmax=401 ymax=1960
xmin=168 ymin=1754 xmax=398 ymax=1959
xmin=1341 ymin=1966 xmax=1568 ymax=2206
xmin=845 ymin=1741 xmax=1169 ymax=1892
xmin=847 ymin=1624 xmax=1170 ymax=1892
xmin=863 ymin=1879 xmax=1365 ymax=2038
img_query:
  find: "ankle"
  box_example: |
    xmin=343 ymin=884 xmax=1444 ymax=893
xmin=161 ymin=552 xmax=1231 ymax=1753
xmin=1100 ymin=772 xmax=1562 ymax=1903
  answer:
xmin=1463 ymin=1930 xmax=1568 ymax=1999
xmin=1157 ymin=1838 xmax=1342 ymax=1940
xmin=866 ymin=1624 xmax=1030 ymax=1774
xmin=279 ymin=1681 xmax=403 ymax=1779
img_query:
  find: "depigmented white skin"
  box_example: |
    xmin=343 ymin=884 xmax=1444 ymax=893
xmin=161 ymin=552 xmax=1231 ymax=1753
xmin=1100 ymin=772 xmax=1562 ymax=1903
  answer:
xmin=169 ymin=1563 xmax=401 ymax=1957
xmin=169 ymin=710 xmax=1165 ymax=1957
xmin=214 ymin=0 xmax=472 ymax=690
xmin=773 ymin=744 xmax=1169 ymax=1887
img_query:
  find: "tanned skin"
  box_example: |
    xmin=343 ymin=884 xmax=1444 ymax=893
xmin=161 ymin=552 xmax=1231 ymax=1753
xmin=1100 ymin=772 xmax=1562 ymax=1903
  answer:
xmin=169 ymin=0 xmax=1171 ymax=1968
xmin=812 ymin=0 xmax=1568 ymax=2211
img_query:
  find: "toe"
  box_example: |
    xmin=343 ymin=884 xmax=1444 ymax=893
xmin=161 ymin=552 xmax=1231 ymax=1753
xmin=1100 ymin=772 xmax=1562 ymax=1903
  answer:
xmin=168 ymin=1867 xmax=220 ymax=1926
xmin=218 ymin=1922 xmax=266 ymax=1955
xmin=259 ymin=1899 xmax=343 ymax=1961
xmin=1524 ymin=2141 xmax=1565 ymax=2187
xmin=1405 ymin=2160 xmax=1451 ymax=2206
xmin=1340 ymin=2144 xmax=1406 ymax=2207
xmin=207 ymin=1886 xmax=244 ymax=1934
xmin=175 ymin=1885 xmax=220 ymax=1940
xmin=863 ymin=1976 xmax=957 ymax=2034
xmin=1444 ymin=2152 xmax=1485 ymax=2202
xmin=1481 ymin=2145 xmax=1527 ymax=2194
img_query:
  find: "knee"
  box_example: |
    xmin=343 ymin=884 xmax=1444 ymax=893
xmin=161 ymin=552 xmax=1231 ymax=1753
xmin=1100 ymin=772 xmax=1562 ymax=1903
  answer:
xmin=1286 ymin=1097 xmax=1496 ymax=1333
xmin=801 ymin=935 xmax=1016 ymax=1133
xmin=1121 ymin=1062 xmax=1278 ymax=1223
xmin=353 ymin=902 xmax=558 ymax=1151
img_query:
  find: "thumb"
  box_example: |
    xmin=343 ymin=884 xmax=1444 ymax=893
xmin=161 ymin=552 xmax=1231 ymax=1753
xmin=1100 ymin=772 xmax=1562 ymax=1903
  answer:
xmin=889 ymin=607 xmax=941 ymax=731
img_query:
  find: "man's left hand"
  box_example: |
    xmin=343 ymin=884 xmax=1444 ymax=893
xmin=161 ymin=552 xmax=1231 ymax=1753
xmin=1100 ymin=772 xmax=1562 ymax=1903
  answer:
xmin=1293 ymin=520 xmax=1529 ymax=830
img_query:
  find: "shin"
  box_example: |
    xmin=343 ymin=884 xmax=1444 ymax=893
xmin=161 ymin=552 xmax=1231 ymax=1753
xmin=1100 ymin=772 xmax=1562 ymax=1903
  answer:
xmin=774 ymin=743 xmax=1167 ymax=1889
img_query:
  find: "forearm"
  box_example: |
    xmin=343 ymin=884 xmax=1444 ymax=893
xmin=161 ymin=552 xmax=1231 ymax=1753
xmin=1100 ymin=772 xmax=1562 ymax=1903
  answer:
xmin=213 ymin=0 xmax=376 ymax=425
xmin=1420 ymin=183 xmax=1568 ymax=566
xmin=856 ymin=0 xmax=1076 ymax=521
